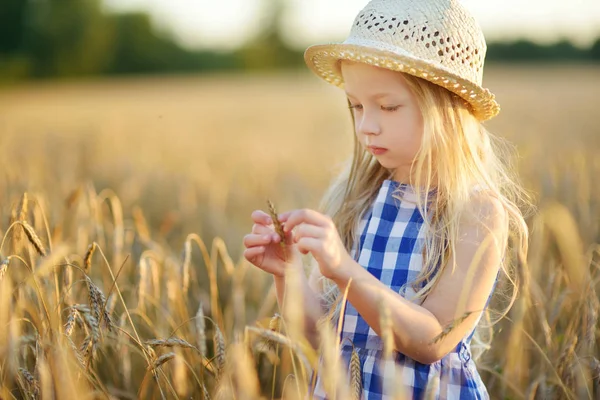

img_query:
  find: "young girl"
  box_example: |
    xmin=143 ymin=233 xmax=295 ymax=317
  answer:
xmin=243 ymin=0 xmax=530 ymax=398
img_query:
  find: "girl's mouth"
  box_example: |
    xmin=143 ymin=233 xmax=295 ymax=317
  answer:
xmin=368 ymin=146 xmax=388 ymax=155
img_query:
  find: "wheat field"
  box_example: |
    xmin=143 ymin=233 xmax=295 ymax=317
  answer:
xmin=0 ymin=64 xmax=598 ymax=399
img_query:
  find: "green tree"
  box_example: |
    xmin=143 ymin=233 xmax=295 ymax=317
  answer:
xmin=591 ymin=38 xmax=600 ymax=61
xmin=0 ymin=0 xmax=28 ymax=54
xmin=107 ymin=13 xmax=231 ymax=74
xmin=236 ymin=0 xmax=301 ymax=70
xmin=23 ymin=0 xmax=115 ymax=77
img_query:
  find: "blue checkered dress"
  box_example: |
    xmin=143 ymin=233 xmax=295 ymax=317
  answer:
xmin=312 ymin=179 xmax=490 ymax=399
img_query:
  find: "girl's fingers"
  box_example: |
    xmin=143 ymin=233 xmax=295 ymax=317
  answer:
xmin=243 ymin=246 xmax=265 ymax=260
xmin=244 ymin=247 xmax=266 ymax=267
xmin=251 ymin=210 xmax=273 ymax=226
xmin=278 ymin=211 xmax=292 ymax=221
xmin=296 ymin=237 xmax=321 ymax=255
xmin=251 ymin=225 xmax=282 ymax=244
xmin=281 ymin=209 xmax=329 ymax=233
xmin=243 ymin=233 xmax=273 ymax=248
xmin=252 ymin=223 xmax=272 ymax=235
xmin=244 ymin=247 xmax=284 ymax=276
xmin=293 ymin=223 xmax=323 ymax=243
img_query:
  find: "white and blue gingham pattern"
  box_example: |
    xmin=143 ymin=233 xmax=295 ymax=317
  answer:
xmin=312 ymin=179 xmax=490 ymax=399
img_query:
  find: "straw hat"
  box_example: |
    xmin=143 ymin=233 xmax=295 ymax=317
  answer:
xmin=304 ymin=0 xmax=500 ymax=121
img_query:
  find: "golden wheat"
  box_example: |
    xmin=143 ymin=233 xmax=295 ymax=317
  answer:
xmin=196 ymin=302 xmax=208 ymax=358
xmin=213 ymin=325 xmax=226 ymax=379
xmin=267 ymin=199 xmax=288 ymax=263
xmin=350 ymin=347 xmax=362 ymax=400
xmin=0 ymin=68 xmax=599 ymax=398
xmin=19 ymin=367 xmax=39 ymax=400
xmin=20 ymin=221 xmax=47 ymax=257
xmin=148 ymin=352 xmax=176 ymax=371
xmin=0 ymin=258 xmax=9 ymax=282
xmin=83 ymin=242 xmax=96 ymax=273
xmin=430 ymin=311 xmax=476 ymax=345
xmin=145 ymin=337 xmax=198 ymax=351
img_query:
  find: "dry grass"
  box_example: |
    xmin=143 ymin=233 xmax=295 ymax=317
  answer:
xmin=0 ymin=65 xmax=598 ymax=398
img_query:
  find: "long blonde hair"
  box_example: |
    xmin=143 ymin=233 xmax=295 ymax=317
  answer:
xmin=312 ymin=68 xmax=533 ymax=360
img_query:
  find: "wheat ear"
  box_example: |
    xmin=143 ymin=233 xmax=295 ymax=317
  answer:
xmin=429 ymin=311 xmax=475 ymax=345
xmin=20 ymin=221 xmax=47 ymax=257
xmin=145 ymin=338 xmax=198 ymax=351
xmin=266 ymin=199 xmax=288 ymax=262
xmin=350 ymin=347 xmax=362 ymax=400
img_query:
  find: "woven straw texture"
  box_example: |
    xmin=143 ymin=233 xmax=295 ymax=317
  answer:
xmin=304 ymin=0 xmax=500 ymax=121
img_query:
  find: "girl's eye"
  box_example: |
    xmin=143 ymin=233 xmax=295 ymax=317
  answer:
xmin=382 ymin=105 xmax=401 ymax=112
xmin=349 ymin=104 xmax=363 ymax=111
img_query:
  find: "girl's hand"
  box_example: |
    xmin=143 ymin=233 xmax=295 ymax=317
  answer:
xmin=243 ymin=210 xmax=299 ymax=277
xmin=278 ymin=209 xmax=352 ymax=281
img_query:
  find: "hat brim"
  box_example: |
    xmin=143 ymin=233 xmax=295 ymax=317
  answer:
xmin=304 ymin=43 xmax=500 ymax=121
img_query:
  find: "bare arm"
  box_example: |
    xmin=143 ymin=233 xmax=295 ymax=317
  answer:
xmin=330 ymin=193 xmax=508 ymax=364
xmin=244 ymin=209 xmax=328 ymax=346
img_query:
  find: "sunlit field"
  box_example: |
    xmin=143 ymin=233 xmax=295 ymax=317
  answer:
xmin=0 ymin=64 xmax=598 ymax=399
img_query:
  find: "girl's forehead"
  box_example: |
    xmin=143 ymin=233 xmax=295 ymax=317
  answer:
xmin=341 ymin=61 xmax=410 ymax=95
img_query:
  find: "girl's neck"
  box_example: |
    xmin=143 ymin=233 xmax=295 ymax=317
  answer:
xmin=389 ymin=170 xmax=438 ymax=190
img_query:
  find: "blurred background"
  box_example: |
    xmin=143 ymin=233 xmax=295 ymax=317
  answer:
xmin=1 ymin=1 xmax=600 ymax=398
xmin=1 ymin=0 xmax=600 ymax=255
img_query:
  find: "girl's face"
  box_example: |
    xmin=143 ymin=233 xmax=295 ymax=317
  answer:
xmin=341 ymin=61 xmax=424 ymax=183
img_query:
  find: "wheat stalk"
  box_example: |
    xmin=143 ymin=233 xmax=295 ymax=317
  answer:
xmin=36 ymin=355 xmax=51 ymax=400
xmin=20 ymin=221 xmax=47 ymax=257
xmin=350 ymin=347 xmax=362 ymax=400
xmin=18 ymin=193 xmax=29 ymax=223
xmin=253 ymin=313 xmax=282 ymax=364
xmin=378 ymin=299 xmax=394 ymax=360
xmin=83 ymin=243 xmax=97 ymax=273
xmin=138 ymin=257 xmax=149 ymax=312
xmin=80 ymin=335 xmax=94 ymax=369
xmin=265 ymin=313 xmax=281 ymax=352
xmin=196 ymin=302 xmax=208 ymax=357
xmin=213 ymin=324 xmax=226 ymax=379
xmin=66 ymin=335 xmax=86 ymax=368
xmin=62 ymin=262 xmax=74 ymax=305
xmin=182 ymin=240 xmax=192 ymax=297
xmin=590 ymin=357 xmax=600 ymax=395
xmin=19 ymin=367 xmax=39 ymax=400
xmin=429 ymin=311 xmax=475 ymax=345
xmin=202 ymin=383 xmax=211 ymax=400
xmin=318 ymin=322 xmax=350 ymax=400
xmin=229 ymin=342 xmax=260 ymax=400
xmin=0 ymin=257 xmax=9 ymax=282
xmin=11 ymin=193 xmax=29 ymax=254
xmin=425 ymin=375 xmax=440 ymax=400
xmin=266 ymin=199 xmax=288 ymax=262
xmin=145 ymin=338 xmax=197 ymax=351
xmin=70 ymin=304 xmax=100 ymax=343
xmin=173 ymin=349 xmax=189 ymax=397
xmin=132 ymin=205 xmax=151 ymax=242
xmin=64 ymin=307 xmax=80 ymax=337
xmin=584 ymin=286 xmax=599 ymax=345
xmin=245 ymin=326 xmax=313 ymax=372
xmin=118 ymin=313 xmax=132 ymax=389
xmin=85 ymin=276 xmax=112 ymax=331
xmin=148 ymin=352 xmax=176 ymax=370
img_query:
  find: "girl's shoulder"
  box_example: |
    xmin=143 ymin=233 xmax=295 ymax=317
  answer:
xmin=463 ymin=185 xmax=507 ymax=231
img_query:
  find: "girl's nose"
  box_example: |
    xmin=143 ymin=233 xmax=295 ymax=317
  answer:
xmin=357 ymin=113 xmax=382 ymax=137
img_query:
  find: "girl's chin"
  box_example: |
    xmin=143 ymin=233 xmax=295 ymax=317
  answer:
xmin=376 ymin=159 xmax=398 ymax=169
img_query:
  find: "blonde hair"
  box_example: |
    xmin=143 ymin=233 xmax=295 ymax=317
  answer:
xmin=311 ymin=66 xmax=533 ymax=361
